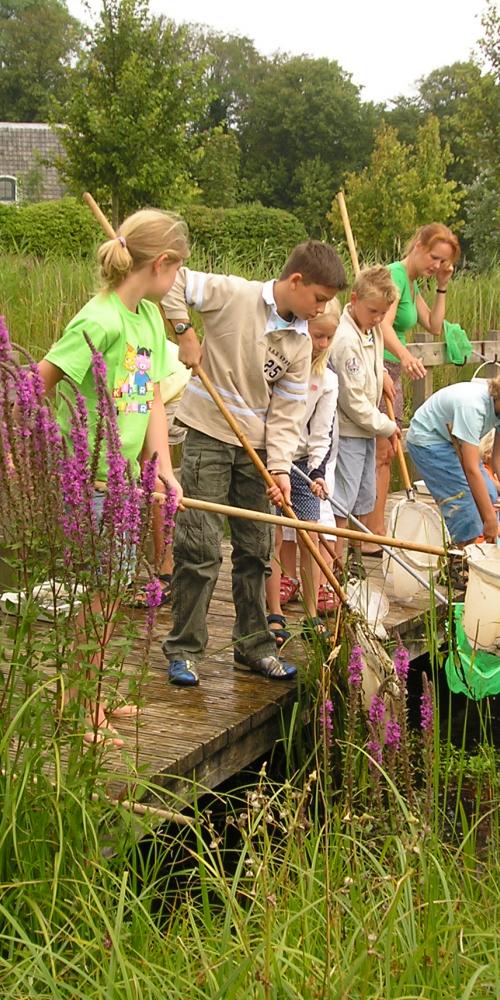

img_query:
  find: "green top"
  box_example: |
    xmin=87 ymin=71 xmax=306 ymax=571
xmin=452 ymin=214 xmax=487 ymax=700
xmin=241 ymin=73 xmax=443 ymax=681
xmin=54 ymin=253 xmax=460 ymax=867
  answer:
xmin=384 ymin=260 xmax=419 ymax=363
xmin=45 ymin=291 xmax=172 ymax=482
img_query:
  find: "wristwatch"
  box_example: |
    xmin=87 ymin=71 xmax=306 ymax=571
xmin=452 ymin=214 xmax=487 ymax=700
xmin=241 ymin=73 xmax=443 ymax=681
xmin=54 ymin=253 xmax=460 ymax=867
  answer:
xmin=174 ymin=322 xmax=193 ymax=335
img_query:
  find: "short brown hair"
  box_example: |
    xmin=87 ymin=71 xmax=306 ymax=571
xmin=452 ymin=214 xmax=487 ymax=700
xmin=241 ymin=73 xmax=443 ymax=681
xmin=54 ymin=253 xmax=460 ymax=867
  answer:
xmin=406 ymin=223 xmax=461 ymax=263
xmin=353 ymin=265 xmax=398 ymax=304
xmin=280 ymin=240 xmax=347 ymax=289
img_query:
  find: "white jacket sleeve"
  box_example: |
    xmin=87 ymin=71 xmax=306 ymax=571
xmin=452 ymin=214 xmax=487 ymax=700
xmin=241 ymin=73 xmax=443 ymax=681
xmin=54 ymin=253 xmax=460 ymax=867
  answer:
xmin=162 ymin=268 xmax=240 ymax=319
xmin=307 ymin=370 xmax=338 ymax=475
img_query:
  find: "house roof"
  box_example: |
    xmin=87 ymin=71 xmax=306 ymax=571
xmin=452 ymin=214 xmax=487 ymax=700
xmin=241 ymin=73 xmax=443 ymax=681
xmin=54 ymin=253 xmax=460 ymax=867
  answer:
xmin=0 ymin=122 xmax=66 ymax=199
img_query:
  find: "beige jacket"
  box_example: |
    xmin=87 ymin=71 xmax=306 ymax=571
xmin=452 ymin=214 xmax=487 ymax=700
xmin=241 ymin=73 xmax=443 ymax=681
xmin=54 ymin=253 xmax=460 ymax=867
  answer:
xmin=331 ymin=305 xmax=396 ymax=439
xmin=162 ymin=269 xmax=312 ymax=471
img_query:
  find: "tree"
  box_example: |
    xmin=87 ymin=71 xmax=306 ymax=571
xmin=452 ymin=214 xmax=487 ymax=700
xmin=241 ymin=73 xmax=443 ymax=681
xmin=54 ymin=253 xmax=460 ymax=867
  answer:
xmin=195 ymin=128 xmax=241 ymax=208
xmin=0 ymin=0 xmax=82 ymax=121
xmin=186 ymin=28 xmax=264 ymax=133
xmin=238 ymin=56 xmax=379 ymax=215
xmin=292 ymin=157 xmax=335 ymax=237
xmin=55 ymin=0 xmax=207 ymax=225
xmin=328 ymin=119 xmax=461 ymax=260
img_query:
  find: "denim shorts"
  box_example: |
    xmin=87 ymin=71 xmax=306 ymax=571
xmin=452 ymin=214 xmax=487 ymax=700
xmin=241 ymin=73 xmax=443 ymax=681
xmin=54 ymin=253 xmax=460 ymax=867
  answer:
xmin=333 ymin=436 xmax=376 ymax=517
xmin=406 ymin=440 xmax=498 ymax=544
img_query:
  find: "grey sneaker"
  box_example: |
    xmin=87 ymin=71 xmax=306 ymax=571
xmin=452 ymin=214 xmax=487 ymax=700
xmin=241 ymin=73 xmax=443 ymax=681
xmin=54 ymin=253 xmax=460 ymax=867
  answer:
xmin=233 ymin=651 xmax=297 ymax=680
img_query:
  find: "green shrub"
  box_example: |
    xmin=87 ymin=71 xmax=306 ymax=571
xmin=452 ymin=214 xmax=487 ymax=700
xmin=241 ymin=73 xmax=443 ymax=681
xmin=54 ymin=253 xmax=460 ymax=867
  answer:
xmin=183 ymin=203 xmax=308 ymax=269
xmin=0 ymin=197 xmax=101 ymax=258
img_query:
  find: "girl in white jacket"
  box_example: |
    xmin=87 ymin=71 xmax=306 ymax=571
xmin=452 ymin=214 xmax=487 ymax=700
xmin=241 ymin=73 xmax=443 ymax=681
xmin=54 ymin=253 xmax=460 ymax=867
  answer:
xmin=266 ymin=312 xmax=338 ymax=644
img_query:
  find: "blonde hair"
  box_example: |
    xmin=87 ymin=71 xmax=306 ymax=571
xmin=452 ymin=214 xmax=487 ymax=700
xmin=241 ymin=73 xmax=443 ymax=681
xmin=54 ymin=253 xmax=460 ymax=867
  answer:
xmin=479 ymin=428 xmax=495 ymax=464
xmin=489 ymin=374 xmax=500 ymax=402
xmin=353 ymin=265 xmax=398 ymax=304
xmin=309 ymin=310 xmax=338 ymax=376
xmin=406 ymin=222 xmax=460 ymax=263
xmin=98 ymin=209 xmax=190 ymax=289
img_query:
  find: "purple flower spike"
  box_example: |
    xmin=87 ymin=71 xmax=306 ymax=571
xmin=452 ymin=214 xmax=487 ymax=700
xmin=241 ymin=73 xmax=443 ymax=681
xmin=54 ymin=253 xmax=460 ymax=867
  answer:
xmin=368 ymin=693 xmax=385 ymax=725
xmin=141 ymin=456 xmax=158 ymax=499
xmin=394 ymin=641 xmax=410 ymax=683
xmin=385 ymin=719 xmax=401 ymax=750
xmin=145 ymin=577 xmax=163 ymax=608
xmin=0 ymin=315 xmax=12 ymax=362
xmin=319 ymin=697 xmax=334 ymax=746
xmin=420 ymin=676 xmax=434 ymax=733
xmin=347 ymin=644 xmax=363 ymax=688
xmin=366 ymin=739 xmax=383 ymax=766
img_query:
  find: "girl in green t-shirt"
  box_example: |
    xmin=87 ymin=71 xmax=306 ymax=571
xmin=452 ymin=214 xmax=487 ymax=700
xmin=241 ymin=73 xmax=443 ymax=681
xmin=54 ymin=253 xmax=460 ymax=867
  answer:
xmin=37 ymin=209 xmax=187 ymax=745
xmin=363 ymin=222 xmax=460 ymax=552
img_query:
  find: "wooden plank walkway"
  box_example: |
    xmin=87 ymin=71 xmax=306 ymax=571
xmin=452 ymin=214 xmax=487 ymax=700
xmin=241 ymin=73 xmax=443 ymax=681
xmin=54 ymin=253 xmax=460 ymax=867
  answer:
xmin=101 ymin=488 xmax=450 ymax=805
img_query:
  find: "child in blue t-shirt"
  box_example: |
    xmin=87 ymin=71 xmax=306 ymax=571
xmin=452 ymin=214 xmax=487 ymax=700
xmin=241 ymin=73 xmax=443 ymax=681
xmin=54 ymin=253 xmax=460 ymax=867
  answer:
xmin=407 ymin=377 xmax=500 ymax=544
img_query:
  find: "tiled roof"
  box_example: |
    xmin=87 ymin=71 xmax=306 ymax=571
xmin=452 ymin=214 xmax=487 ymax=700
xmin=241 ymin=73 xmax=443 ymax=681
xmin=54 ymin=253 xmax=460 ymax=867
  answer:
xmin=0 ymin=122 xmax=67 ymax=200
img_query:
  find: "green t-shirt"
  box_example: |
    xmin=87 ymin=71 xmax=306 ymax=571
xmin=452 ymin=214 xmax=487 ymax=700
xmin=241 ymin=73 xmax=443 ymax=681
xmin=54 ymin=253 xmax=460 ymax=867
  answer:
xmin=45 ymin=291 xmax=172 ymax=481
xmin=384 ymin=261 xmax=419 ymax=363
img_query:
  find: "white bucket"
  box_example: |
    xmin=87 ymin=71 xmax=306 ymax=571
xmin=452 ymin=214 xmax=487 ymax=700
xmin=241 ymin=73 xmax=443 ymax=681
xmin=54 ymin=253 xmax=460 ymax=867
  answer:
xmin=463 ymin=543 xmax=500 ymax=651
xmin=383 ymin=500 xmax=448 ymax=601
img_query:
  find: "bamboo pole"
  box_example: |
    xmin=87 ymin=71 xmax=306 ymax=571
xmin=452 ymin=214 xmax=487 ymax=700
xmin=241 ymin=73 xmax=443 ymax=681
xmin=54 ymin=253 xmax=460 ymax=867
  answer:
xmin=336 ymin=190 xmax=415 ymax=500
xmin=148 ymin=493 xmax=447 ymax=558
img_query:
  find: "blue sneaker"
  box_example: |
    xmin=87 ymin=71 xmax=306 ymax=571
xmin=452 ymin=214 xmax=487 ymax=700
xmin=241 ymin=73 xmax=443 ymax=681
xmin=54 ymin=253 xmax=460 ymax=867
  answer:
xmin=167 ymin=658 xmax=199 ymax=686
xmin=233 ymin=651 xmax=296 ymax=680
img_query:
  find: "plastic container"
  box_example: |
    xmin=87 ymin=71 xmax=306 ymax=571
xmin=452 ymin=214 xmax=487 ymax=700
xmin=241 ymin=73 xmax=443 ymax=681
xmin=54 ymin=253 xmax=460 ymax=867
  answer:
xmin=463 ymin=542 xmax=500 ymax=651
xmin=382 ymin=499 xmax=448 ymax=601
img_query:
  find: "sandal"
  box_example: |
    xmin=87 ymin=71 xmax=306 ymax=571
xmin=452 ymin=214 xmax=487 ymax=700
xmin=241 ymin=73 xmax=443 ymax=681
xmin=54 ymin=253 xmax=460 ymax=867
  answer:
xmin=279 ymin=575 xmax=300 ymax=605
xmin=317 ymin=583 xmax=340 ymax=615
xmin=301 ymin=616 xmax=331 ymax=642
xmin=267 ymin=613 xmax=291 ymax=648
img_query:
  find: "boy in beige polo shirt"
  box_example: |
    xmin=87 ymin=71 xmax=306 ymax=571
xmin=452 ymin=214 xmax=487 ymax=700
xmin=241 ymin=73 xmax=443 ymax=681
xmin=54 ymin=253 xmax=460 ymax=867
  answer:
xmin=161 ymin=241 xmax=346 ymax=686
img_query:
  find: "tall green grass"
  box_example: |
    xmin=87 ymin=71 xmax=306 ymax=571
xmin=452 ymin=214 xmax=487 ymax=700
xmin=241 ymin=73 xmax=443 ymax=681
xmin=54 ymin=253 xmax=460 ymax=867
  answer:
xmin=2 ymin=251 xmax=499 ymax=359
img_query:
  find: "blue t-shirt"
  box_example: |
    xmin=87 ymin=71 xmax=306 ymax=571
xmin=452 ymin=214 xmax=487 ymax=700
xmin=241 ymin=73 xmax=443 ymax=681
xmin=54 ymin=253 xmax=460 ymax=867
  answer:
xmin=407 ymin=380 xmax=500 ymax=448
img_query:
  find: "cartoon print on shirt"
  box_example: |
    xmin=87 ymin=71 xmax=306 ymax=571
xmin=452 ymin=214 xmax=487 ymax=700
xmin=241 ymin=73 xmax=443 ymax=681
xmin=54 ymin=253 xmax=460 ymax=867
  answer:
xmin=112 ymin=342 xmax=155 ymax=414
xmin=135 ymin=347 xmax=153 ymax=394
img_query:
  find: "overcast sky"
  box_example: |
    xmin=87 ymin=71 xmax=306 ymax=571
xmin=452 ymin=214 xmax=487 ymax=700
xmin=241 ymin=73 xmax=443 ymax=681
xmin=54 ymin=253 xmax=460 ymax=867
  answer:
xmin=68 ymin=0 xmax=491 ymax=104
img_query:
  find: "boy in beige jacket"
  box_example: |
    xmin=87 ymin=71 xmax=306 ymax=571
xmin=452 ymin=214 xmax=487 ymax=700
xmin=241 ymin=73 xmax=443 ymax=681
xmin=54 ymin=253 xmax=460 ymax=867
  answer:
xmin=331 ymin=266 xmax=399 ymax=564
xmin=161 ymin=241 xmax=346 ymax=686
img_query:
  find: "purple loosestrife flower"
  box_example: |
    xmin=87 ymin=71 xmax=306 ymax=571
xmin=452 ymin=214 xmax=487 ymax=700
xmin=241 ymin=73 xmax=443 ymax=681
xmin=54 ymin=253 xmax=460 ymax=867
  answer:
xmin=420 ymin=677 xmax=434 ymax=733
xmin=385 ymin=719 xmax=401 ymax=751
xmin=141 ymin=456 xmax=158 ymax=500
xmin=368 ymin=693 xmax=385 ymax=726
xmin=366 ymin=739 xmax=383 ymax=766
xmin=319 ymin=697 xmax=334 ymax=746
xmin=394 ymin=641 xmax=410 ymax=683
xmin=162 ymin=487 xmax=178 ymax=546
xmin=347 ymin=644 xmax=363 ymax=688
xmin=0 ymin=316 xmax=12 ymax=362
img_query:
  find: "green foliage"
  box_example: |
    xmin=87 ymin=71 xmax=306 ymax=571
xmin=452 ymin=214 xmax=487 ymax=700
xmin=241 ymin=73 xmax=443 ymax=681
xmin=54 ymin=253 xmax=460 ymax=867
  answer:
xmin=194 ymin=128 xmax=241 ymax=208
xmin=186 ymin=27 xmax=265 ymax=133
xmin=0 ymin=0 xmax=82 ymax=122
xmin=329 ymin=119 xmax=461 ymax=260
xmin=238 ymin=56 xmax=379 ymax=215
xmin=55 ymin=0 xmax=207 ymax=225
xmin=0 ymin=197 xmax=101 ymax=258
xmin=292 ymin=156 xmax=335 ymax=237
xmin=464 ymin=171 xmax=500 ymax=272
xmin=183 ymin=203 xmax=307 ymax=268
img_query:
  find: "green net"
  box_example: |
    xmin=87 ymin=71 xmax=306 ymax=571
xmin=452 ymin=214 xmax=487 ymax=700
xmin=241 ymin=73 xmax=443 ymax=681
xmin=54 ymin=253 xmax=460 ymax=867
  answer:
xmin=443 ymin=320 xmax=473 ymax=366
xmin=445 ymin=602 xmax=500 ymax=700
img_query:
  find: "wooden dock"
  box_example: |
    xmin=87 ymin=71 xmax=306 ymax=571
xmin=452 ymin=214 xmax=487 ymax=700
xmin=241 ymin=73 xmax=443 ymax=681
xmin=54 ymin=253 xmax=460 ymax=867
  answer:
xmin=103 ymin=489 xmax=450 ymax=806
